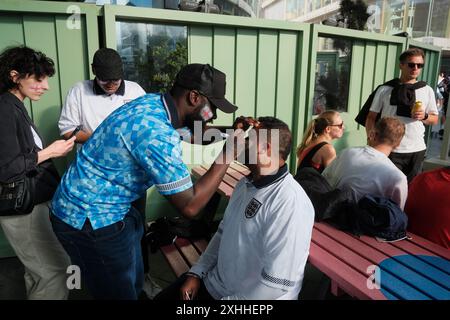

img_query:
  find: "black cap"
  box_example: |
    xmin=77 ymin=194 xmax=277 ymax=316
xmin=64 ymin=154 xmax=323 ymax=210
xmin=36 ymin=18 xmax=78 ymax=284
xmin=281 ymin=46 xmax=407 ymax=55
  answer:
xmin=92 ymin=48 xmax=124 ymax=80
xmin=174 ymin=64 xmax=237 ymax=113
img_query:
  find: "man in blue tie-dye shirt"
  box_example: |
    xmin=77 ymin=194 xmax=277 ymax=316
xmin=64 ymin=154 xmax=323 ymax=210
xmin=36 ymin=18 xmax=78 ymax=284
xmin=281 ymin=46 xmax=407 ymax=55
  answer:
xmin=50 ymin=64 xmax=238 ymax=299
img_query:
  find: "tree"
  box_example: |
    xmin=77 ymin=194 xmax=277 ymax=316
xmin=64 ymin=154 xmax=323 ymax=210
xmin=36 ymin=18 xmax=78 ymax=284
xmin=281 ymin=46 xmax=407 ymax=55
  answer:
xmin=336 ymin=0 xmax=370 ymax=31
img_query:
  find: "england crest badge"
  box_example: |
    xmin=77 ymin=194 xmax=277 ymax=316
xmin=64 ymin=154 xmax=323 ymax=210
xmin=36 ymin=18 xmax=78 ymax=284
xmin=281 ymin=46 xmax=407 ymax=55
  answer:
xmin=245 ymin=198 xmax=262 ymax=219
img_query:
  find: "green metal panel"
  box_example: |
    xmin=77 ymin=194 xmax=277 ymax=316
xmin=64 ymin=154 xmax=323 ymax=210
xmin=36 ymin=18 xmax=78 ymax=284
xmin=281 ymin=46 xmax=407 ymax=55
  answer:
xmin=421 ymin=50 xmax=431 ymax=83
xmin=373 ymin=43 xmax=388 ymax=87
xmin=255 ymin=30 xmax=278 ymax=118
xmin=0 ymin=14 xmax=32 ymax=115
xmin=337 ymin=40 xmax=364 ymax=150
xmin=290 ymin=30 xmax=310 ymax=172
xmin=234 ymin=28 xmax=258 ymax=118
xmin=55 ymin=15 xmax=90 ymax=101
xmin=275 ymin=31 xmax=298 ymax=127
xmin=189 ymin=25 xmax=213 ymax=64
xmin=276 ymin=31 xmax=299 ymax=167
xmin=360 ymin=42 xmax=376 ymax=110
xmin=0 ymin=14 xmax=25 ymax=50
xmin=212 ymin=27 xmax=236 ymax=126
xmin=385 ymin=44 xmax=400 ymax=81
xmin=23 ymin=14 xmax=65 ymax=169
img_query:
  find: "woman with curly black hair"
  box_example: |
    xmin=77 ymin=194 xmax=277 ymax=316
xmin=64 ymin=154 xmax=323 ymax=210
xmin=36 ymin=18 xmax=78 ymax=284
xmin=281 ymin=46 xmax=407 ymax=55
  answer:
xmin=0 ymin=46 xmax=75 ymax=299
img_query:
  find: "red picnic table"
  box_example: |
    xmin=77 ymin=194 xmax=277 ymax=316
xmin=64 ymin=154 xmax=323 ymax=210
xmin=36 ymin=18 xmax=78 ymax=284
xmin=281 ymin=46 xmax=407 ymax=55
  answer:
xmin=191 ymin=162 xmax=450 ymax=300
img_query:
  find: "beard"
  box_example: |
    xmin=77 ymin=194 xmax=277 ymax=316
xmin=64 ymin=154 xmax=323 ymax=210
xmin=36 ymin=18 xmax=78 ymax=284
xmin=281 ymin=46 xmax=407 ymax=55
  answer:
xmin=184 ymin=112 xmax=207 ymax=145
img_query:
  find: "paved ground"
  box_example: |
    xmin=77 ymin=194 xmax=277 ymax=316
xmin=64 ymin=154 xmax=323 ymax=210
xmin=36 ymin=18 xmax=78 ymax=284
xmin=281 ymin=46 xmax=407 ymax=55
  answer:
xmin=0 ymin=246 xmax=350 ymax=300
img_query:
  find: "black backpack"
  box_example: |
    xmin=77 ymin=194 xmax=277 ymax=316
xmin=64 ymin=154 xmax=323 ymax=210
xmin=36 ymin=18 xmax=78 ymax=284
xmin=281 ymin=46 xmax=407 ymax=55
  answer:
xmin=330 ymin=195 xmax=408 ymax=241
xmin=294 ymin=167 xmax=353 ymax=221
xmin=146 ymin=216 xmax=213 ymax=253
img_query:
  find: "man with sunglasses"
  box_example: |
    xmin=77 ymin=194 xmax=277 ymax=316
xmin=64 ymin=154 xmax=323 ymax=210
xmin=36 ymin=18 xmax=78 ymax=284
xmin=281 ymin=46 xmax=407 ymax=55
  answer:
xmin=50 ymin=63 xmax=241 ymax=299
xmin=366 ymin=48 xmax=438 ymax=182
xmin=58 ymin=48 xmax=146 ymax=146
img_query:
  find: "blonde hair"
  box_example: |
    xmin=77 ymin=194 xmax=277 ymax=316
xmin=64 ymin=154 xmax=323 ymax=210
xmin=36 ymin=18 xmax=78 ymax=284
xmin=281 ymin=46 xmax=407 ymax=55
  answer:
xmin=297 ymin=110 xmax=339 ymax=158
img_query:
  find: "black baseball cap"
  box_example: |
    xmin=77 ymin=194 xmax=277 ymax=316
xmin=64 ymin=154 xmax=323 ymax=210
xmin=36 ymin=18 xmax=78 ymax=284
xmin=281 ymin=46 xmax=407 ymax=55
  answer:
xmin=174 ymin=64 xmax=237 ymax=113
xmin=92 ymin=48 xmax=124 ymax=80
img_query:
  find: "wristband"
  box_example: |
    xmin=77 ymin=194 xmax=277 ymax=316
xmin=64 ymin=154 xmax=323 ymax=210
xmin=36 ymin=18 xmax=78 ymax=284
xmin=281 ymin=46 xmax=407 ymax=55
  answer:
xmin=423 ymin=112 xmax=429 ymax=121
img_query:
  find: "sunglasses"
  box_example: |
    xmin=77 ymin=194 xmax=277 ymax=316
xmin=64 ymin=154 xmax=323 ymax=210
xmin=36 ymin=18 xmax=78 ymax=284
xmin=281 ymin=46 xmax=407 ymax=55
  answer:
xmin=329 ymin=122 xmax=344 ymax=129
xmin=405 ymin=63 xmax=424 ymax=69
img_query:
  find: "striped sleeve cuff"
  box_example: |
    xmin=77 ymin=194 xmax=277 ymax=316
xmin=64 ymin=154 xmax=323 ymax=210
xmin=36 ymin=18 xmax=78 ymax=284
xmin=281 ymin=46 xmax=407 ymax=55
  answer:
xmin=155 ymin=175 xmax=193 ymax=195
xmin=261 ymin=269 xmax=298 ymax=290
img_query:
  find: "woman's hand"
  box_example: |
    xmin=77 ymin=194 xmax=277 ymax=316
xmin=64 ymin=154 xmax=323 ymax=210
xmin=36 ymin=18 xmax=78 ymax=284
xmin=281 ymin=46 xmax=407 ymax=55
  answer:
xmin=37 ymin=136 xmax=76 ymax=164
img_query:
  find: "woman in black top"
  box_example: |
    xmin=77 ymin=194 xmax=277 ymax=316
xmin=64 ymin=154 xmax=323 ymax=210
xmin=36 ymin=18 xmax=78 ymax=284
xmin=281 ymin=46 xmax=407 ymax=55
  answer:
xmin=296 ymin=110 xmax=344 ymax=174
xmin=0 ymin=46 xmax=75 ymax=299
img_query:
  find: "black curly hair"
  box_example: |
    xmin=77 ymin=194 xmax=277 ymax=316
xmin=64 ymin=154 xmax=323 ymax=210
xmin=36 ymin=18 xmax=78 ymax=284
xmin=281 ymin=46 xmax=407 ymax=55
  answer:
xmin=0 ymin=46 xmax=55 ymax=93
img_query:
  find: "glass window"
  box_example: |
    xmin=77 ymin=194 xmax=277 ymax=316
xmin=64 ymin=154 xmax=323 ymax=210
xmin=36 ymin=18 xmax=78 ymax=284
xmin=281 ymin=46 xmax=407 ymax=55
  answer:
xmin=430 ymin=0 xmax=450 ymax=38
xmin=411 ymin=1 xmax=431 ymax=38
xmin=287 ymin=0 xmax=304 ymax=19
xmin=116 ymin=21 xmax=187 ymax=93
xmin=313 ymin=37 xmax=352 ymax=115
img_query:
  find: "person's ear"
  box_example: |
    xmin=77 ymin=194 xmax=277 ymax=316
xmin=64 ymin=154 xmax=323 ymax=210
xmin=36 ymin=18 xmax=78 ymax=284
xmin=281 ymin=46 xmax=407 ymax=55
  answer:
xmin=258 ymin=141 xmax=269 ymax=155
xmin=9 ymin=70 xmax=20 ymax=83
xmin=188 ymin=90 xmax=202 ymax=107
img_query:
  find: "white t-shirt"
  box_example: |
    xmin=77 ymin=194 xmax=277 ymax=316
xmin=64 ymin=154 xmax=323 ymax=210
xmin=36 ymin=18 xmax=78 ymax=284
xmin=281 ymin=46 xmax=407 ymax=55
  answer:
xmin=58 ymin=80 xmax=146 ymax=137
xmin=190 ymin=168 xmax=315 ymax=300
xmin=322 ymin=146 xmax=408 ymax=210
xmin=369 ymin=84 xmax=438 ymax=153
xmin=30 ymin=126 xmax=43 ymax=150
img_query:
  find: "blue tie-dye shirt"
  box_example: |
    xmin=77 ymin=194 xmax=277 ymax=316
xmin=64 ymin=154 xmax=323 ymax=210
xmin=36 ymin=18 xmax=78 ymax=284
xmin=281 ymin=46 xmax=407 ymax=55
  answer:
xmin=51 ymin=94 xmax=193 ymax=230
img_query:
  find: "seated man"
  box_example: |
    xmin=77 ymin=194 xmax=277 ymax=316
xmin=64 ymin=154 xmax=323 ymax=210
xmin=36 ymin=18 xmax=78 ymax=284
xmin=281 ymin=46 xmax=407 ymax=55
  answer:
xmin=405 ymin=167 xmax=450 ymax=249
xmin=322 ymin=117 xmax=408 ymax=210
xmin=155 ymin=117 xmax=315 ymax=300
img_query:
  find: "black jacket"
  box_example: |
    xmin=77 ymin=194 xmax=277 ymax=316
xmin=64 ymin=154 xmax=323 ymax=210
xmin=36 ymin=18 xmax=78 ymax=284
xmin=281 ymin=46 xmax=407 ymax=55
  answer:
xmin=0 ymin=92 xmax=60 ymax=204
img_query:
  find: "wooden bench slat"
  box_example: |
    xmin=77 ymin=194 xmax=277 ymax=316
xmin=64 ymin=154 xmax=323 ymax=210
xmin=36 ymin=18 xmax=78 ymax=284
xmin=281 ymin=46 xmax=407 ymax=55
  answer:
xmin=314 ymin=223 xmax=390 ymax=263
xmin=192 ymin=239 xmax=208 ymax=254
xmin=357 ymin=234 xmax=450 ymax=279
xmin=308 ymin=242 xmax=387 ymax=300
xmin=309 ymin=242 xmax=435 ymax=300
xmin=314 ymin=223 xmax=450 ymax=299
xmin=315 ymin=223 xmax=449 ymax=276
xmin=225 ymin=166 xmax=247 ymax=182
xmin=230 ymin=162 xmax=251 ymax=175
xmin=174 ymin=237 xmax=201 ymax=268
xmin=312 ymin=228 xmax=376 ymax=277
xmin=406 ymin=234 xmax=450 ymax=260
xmin=160 ymin=244 xmax=190 ymax=277
xmin=312 ymin=227 xmax=442 ymax=299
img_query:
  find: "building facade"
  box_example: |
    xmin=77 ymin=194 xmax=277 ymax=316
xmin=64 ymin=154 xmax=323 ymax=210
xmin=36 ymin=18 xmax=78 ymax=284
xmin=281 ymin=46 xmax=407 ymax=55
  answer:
xmin=85 ymin=0 xmax=259 ymax=17
xmin=260 ymin=0 xmax=450 ymax=52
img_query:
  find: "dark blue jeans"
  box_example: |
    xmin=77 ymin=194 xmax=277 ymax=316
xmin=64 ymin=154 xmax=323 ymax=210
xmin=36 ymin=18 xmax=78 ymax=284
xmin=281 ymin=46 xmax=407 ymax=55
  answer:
xmin=50 ymin=207 xmax=144 ymax=300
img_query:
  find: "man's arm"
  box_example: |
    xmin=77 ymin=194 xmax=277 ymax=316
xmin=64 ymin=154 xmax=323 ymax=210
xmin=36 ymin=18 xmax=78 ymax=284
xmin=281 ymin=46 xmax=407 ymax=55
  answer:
xmin=164 ymin=155 xmax=230 ymax=218
xmin=365 ymin=111 xmax=379 ymax=137
xmin=59 ymin=85 xmax=91 ymax=143
xmin=412 ymin=86 xmax=439 ymax=125
xmin=62 ymin=130 xmax=91 ymax=143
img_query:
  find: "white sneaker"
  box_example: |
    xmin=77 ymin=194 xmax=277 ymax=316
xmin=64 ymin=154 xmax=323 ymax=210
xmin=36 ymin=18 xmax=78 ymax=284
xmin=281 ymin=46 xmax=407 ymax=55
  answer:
xmin=142 ymin=274 xmax=162 ymax=299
